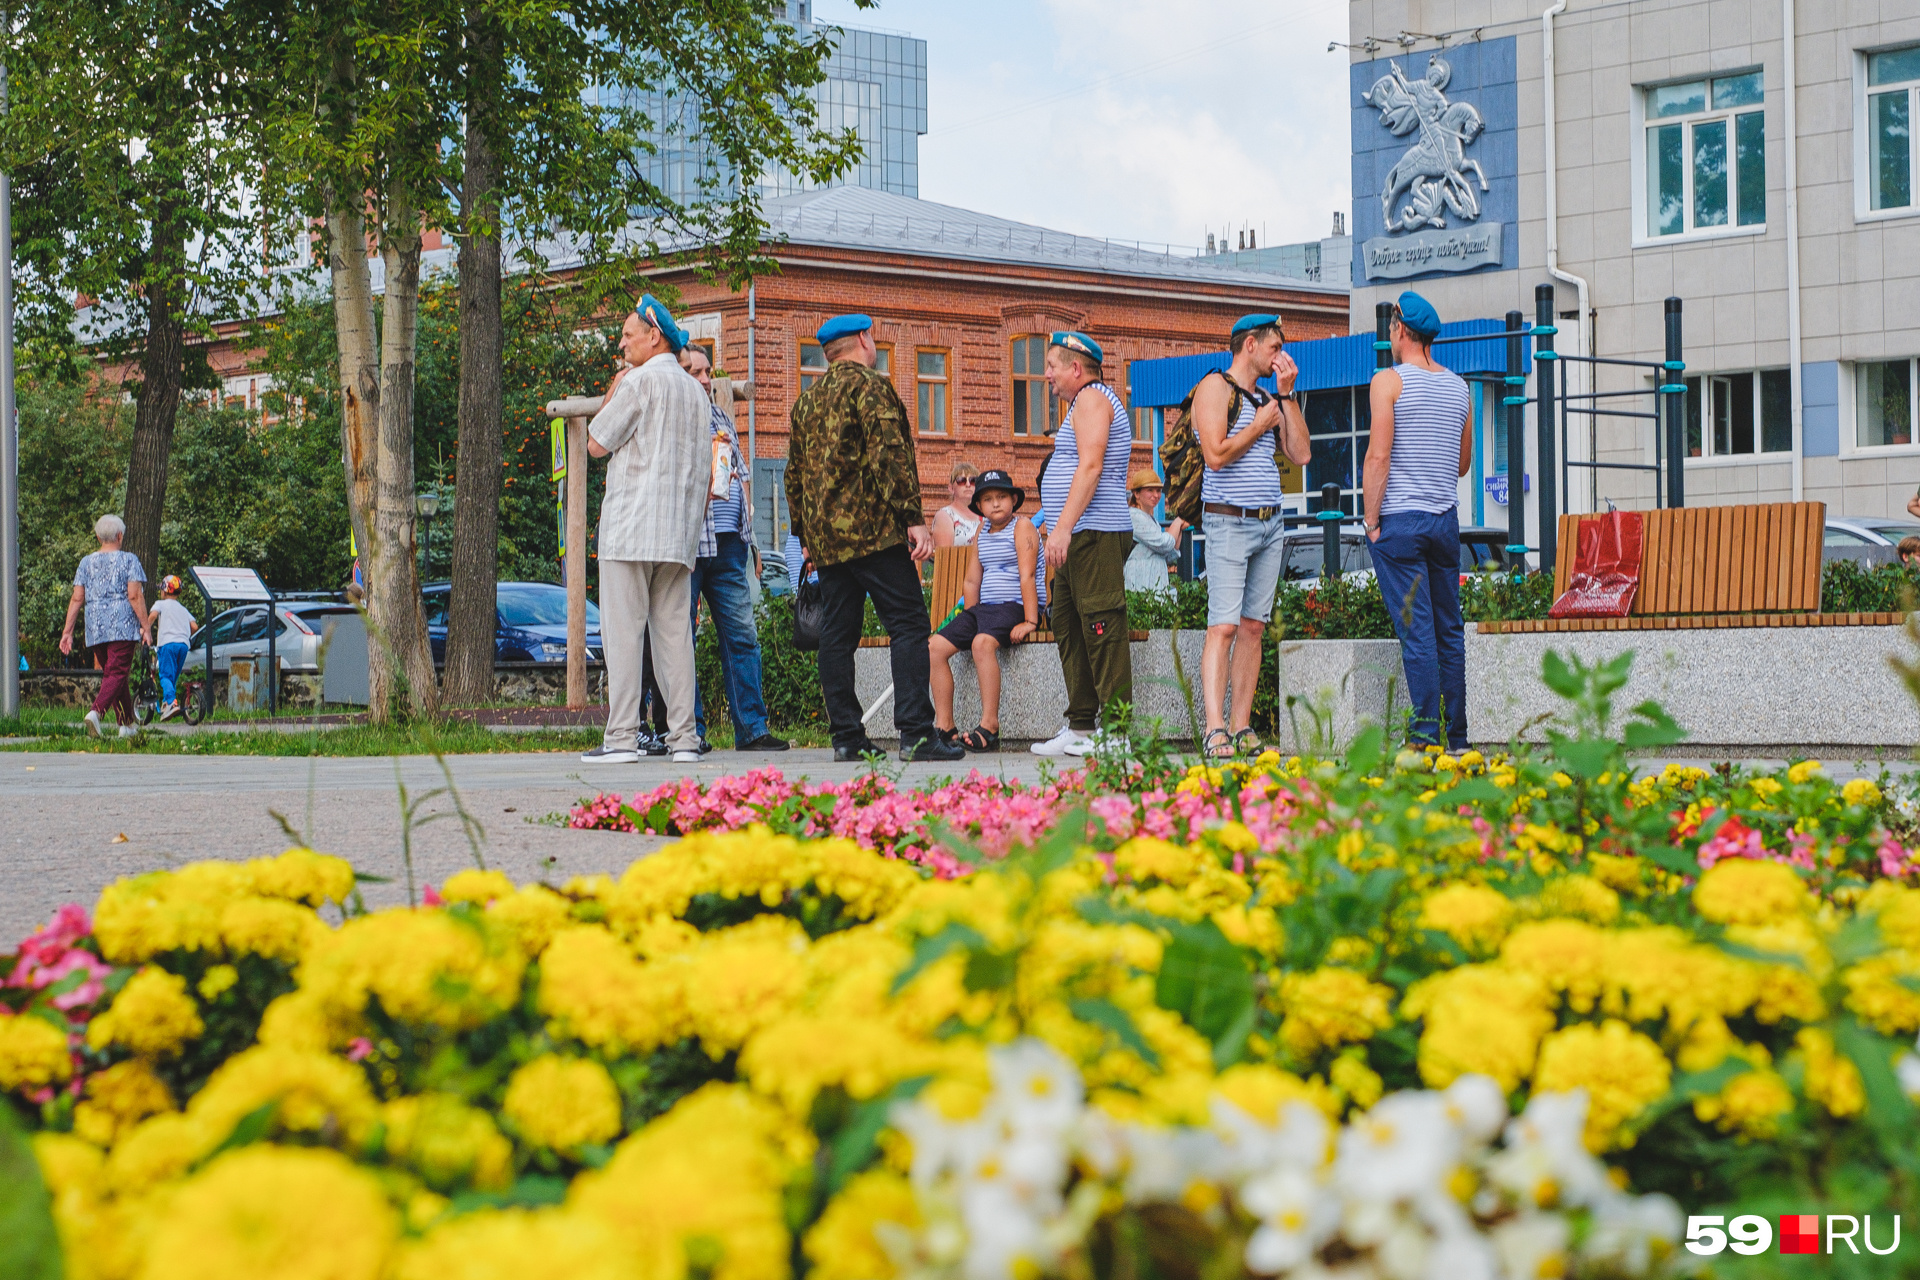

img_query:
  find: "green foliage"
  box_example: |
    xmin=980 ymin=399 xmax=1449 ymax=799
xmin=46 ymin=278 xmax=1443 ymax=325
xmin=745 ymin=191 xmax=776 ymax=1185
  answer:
xmin=1459 ymin=567 xmax=1555 ymax=621
xmin=1821 ymin=557 xmax=1920 ymax=614
xmin=0 ymin=1102 xmax=62 ymax=1280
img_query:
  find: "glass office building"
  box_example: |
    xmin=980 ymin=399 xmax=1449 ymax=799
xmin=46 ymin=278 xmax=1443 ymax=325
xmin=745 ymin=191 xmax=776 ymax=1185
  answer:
xmin=616 ymin=2 xmax=927 ymax=206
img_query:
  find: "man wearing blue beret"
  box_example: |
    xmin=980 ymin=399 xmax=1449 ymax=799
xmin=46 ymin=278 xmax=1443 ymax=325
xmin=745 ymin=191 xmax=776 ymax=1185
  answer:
xmin=1361 ymin=290 xmax=1473 ymax=751
xmin=786 ymin=313 xmax=964 ymax=763
xmin=580 ymin=293 xmax=711 ymax=766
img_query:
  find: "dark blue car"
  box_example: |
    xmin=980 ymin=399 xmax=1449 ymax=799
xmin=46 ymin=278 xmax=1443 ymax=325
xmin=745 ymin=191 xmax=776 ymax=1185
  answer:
xmin=423 ymin=581 xmax=603 ymax=664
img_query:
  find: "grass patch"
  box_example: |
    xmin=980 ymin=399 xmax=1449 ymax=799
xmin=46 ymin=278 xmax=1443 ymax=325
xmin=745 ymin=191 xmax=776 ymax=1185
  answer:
xmin=0 ymin=720 xmax=604 ymax=757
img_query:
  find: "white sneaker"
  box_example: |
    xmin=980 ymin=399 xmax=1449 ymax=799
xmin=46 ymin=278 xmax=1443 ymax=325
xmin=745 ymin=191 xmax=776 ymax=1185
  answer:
xmin=1029 ymin=726 xmax=1087 ymax=757
xmin=1064 ymin=729 xmax=1129 ymax=759
xmin=83 ymin=710 xmax=103 ymax=737
xmin=158 ymin=701 xmax=180 ymax=722
xmin=581 ymin=743 xmax=640 ymax=764
xmin=118 ymin=725 xmax=140 ymax=739
xmin=671 ymin=750 xmax=702 ymax=764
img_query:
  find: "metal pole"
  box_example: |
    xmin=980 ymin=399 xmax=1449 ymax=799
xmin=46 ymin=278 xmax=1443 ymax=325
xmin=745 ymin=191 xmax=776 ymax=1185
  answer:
xmin=1534 ymin=284 xmax=1558 ymax=574
xmin=1504 ymin=310 xmax=1527 ymax=558
xmin=1663 ymin=297 xmax=1686 ymax=509
xmin=1319 ymin=482 xmax=1342 ymax=580
xmin=265 ymin=586 xmax=277 ymax=716
xmin=1374 ymin=301 xmax=1393 ymax=373
xmin=0 ymin=40 xmax=16 ymax=720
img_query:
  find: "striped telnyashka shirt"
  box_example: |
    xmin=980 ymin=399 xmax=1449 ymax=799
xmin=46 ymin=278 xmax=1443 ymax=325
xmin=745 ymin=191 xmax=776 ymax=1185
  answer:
xmin=1380 ymin=363 xmax=1471 ymax=516
xmin=1201 ymin=387 xmax=1284 ymax=508
xmin=1040 ymin=382 xmax=1134 ymax=534
xmin=974 ymin=519 xmax=1025 ymax=606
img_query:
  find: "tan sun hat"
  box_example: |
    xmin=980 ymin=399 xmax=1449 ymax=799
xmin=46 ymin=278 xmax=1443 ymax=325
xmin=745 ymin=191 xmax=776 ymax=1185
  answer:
xmin=1127 ymin=467 xmax=1165 ymax=493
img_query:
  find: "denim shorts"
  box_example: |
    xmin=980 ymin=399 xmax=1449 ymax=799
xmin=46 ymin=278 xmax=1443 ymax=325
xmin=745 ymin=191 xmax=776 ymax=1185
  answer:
xmin=1201 ymin=510 xmax=1289 ymax=627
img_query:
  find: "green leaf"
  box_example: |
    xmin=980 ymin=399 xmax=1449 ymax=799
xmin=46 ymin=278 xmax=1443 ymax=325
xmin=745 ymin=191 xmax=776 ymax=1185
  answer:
xmin=962 ymin=949 xmax=1019 ymax=993
xmin=1552 ymin=736 xmax=1617 ymax=779
xmin=890 ymin=923 xmax=985 ymax=995
xmin=1540 ymin=649 xmax=1582 ymax=698
xmin=1153 ymin=920 xmax=1255 ymax=1058
xmin=1345 ymin=724 xmax=1385 ymax=777
xmin=353 ymin=871 xmax=393 ymax=885
xmin=1622 ymin=700 xmax=1688 ymax=748
xmin=825 ymin=1078 xmax=930 ymax=1195
xmin=446 ymin=1175 xmax=569 ymax=1219
xmin=0 ymin=1102 xmax=62 ymax=1280
xmin=200 ymin=1101 xmax=278 ymax=1164
xmin=1069 ymin=997 xmax=1160 ymax=1067
xmin=1833 ymin=1018 xmax=1917 ymax=1138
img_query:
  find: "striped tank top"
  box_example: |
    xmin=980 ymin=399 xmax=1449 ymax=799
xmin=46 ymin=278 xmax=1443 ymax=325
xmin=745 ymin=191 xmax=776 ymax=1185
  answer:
xmin=1040 ymin=382 xmax=1134 ymax=534
xmin=1201 ymin=383 xmax=1284 ymax=508
xmin=974 ymin=519 xmax=1024 ymax=606
xmin=1381 ymin=364 xmax=1471 ymax=516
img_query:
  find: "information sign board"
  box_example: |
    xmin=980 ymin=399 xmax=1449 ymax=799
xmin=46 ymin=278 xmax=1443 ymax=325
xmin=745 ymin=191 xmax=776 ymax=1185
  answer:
xmin=191 ymin=567 xmax=272 ymax=601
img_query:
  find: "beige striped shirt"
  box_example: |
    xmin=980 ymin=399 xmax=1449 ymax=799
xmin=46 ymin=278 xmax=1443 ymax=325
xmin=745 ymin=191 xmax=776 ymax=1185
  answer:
xmin=588 ymin=352 xmax=712 ymax=566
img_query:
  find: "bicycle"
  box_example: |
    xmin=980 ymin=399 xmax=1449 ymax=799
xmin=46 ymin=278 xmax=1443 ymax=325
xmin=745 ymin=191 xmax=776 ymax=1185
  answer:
xmin=131 ymin=645 xmax=206 ymax=726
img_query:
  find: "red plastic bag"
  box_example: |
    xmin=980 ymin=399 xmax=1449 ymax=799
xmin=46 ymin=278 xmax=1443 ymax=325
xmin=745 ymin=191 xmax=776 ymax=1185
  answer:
xmin=1548 ymin=510 xmax=1643 ymax=619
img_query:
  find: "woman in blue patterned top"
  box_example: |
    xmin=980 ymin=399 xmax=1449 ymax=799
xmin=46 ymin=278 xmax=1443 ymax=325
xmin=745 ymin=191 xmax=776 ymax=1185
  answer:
xmin=60 ymin=514 xmax=151 ymax=738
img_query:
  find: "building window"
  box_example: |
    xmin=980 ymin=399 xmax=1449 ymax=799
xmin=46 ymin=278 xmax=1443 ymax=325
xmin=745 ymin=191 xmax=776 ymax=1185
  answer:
xmin=1011 ymin=335 xmax=1055 ymax=436
xmin=916 ymin=349 xmax=949 ymax=434
xmin=1857 ymin=359 xmax=1916 ymax=448
xmin=1643 ymin=70 xmax=1765 ymax=238
xmin=1867 ymin=47 xmax=1920 ymax=212
xmin=1682 ymin=370 xmax=1793 ymax=457
xmin=1301 ymin=387 xmax=1370 ymax=515
xmin=800 ymin=340 xmax=888 ymax=393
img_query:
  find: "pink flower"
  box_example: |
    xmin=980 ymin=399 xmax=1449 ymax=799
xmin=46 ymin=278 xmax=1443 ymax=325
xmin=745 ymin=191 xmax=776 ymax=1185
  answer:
xmin=346 ymin=1037 xmax=375 ymax=1062
xmin=6 ymin=905 xmax=111 ymax=1011
xmin=422 ymin=884 xmax=444 ymax=907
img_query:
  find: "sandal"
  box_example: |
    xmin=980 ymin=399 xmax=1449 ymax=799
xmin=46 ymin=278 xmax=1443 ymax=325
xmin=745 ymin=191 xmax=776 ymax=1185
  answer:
xmin=958 ymin=725 xmax=1001 ymax=753
xmin=1233 ymin=728 xmax=1265 ymax=757
xmin=1202 ymin=728 xmax=1236 ymax=760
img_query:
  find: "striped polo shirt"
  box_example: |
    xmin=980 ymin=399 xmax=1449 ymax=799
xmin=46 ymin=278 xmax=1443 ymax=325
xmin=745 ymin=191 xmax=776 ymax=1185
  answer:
xmin=974 ymin=519 xmax=1024 ymax=606
xmin=1381 ymin=363 xmax=1471 ymax=516
xmin=1040 ymin=382 xmax=1134 ymax=534
xmin=1201 ymin=384 xmax=1284 ymax=509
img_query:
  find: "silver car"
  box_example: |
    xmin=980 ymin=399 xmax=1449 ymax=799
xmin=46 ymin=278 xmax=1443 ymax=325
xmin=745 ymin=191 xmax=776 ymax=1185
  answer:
xmin=180 ymin=602 xmax=363 ymax=674
xmin=1824 ymin=515 xmax=1920 ymax=549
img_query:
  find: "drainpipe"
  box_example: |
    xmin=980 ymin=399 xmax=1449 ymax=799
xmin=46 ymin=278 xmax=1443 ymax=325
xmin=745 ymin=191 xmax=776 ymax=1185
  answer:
xmin=747 ymin=279 xmax=757 ymax=523
xmin=1783 ymin=0 xmax=1805 ymax=502
xmin=1541 ymin=0 xmax=1594 ymax=506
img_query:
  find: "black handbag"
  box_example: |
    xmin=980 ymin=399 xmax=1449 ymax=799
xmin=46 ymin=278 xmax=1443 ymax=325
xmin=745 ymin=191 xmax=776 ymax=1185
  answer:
xmin=792 ymin=561 xmax=826 ymax=652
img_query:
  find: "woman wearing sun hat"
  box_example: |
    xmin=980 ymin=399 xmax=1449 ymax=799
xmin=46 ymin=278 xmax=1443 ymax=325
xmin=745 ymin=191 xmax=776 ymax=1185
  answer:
xmin=1124 ymin=467 xmax=1185 ymax=595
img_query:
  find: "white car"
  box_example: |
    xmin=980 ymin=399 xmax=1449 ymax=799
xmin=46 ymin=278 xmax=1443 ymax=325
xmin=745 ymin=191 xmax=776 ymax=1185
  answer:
xmin=180 ymin=601 xmax=363 ymax=674
xmin=1824 ymin=515 xmax=1920 ymax=549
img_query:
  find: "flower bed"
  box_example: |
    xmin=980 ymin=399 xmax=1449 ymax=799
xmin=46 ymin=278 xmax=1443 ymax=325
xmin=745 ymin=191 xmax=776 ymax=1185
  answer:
xmin=9 ymin=658 xmax=1920 ymax=1280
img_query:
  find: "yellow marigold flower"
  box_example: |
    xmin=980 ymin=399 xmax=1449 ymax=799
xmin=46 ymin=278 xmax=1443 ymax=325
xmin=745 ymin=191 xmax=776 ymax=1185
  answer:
xmin=488 ymin=886 xmax=574 ymax=957
xmin=139 ymin=1146 xmax=396 ymax=1280
xmin=569 ymin=1084 xmax=801 ymax=1280
xmin=538 ymin=926 xmax=680 ymax=1053
xmin=1787 ymin=760 xmax=1823 ymax=785
xmin=563 ymin=874 xmax=615 ymax=902
xmin=298 ymin=907 xmax=523 ymax=1031
xmin=1587 ymin=854 xmax=1648 ymax=897
xmin=740 ymin=1017 xmax=948 ymax=1116
xmin=607 ymin=827 xmax=915 ymax=937
xmin=1537 ymin=875 xmax=1620 ymax=924
xmin=88 ymin=966 xmax=203 ymax=1059
xmin=1330 ymin=1052 xmax=1384 ymax=1111
xmin=1842 ymin=778 xmax=1883 ymax=807
xmin=1277 ymin=968 xmax=1394 ymax=1059
xmin=1532 ymin=1020 xmax=1671 ymax=1150
xmin=673 ymin=916 xmax=811 ymax=1054
xmin=384 ymin=1093 xmax=513 ymax=1192
xmin=1866 ymin=884 xmax=1920 ymax=951
xmin=1402 ymin=965 xmax=1555 ymax=1092
xmin=1212 ymin=905 xmax=1284 ymax=956
xmin=0 ymin=1012 xmax=72 ymax=1092
xmin=442 ymin=869 xmax=517 ymax=905
xmin=1460 ymin=750 xmax=1486 ymax=768
xmin=1692 ymin=1068 xmax=1794 ymax=1139
xmin=247 ymin=848 xmax=356 ymax=906
xmin=1212 ymin=1063 xmax=1340 ymax=1122
xmin=73 ymin=1060 xmax=175 ymax=1147
xmin=104 ymin=1111 xmax=204 ymax=1194
xmin=1501 ymin=920 xmax=1611 ymax=1014
xmin=1729 ymin=920 xmax=1830 ymax=1023
xmin=188 ymin=1045 xmax=379 ymax=1152
xmin=1796 ymin=1027 xmax=1866 ymax=1118
xmin=93 ymin=862 xmax=252 ymax=963
xmin=804 ymin=1169 xmax=920 ymax=1280
xmin=391 ymin=1207 xmax=639 ymax=1280
xmin=504 ymin=1056 xmax=622 ymax=1152
xmin=1694 ymin=859 xmax=1810 ymax=927
xmin=34 ymin=1131 xmax=103 ymax=1201
xmin=198 ymin=964 xmax=239 ymax=1001
xmin=1843 ymin=953 xmax=1920 ymax=1035
xmin=220 ymin=896 xmax=324 ymax=963
xmin=256 ymin=989 xmax=336 ymax=1052
xmin=1418 ymin=884 xmax=1513 ymax=953
xmin=1605 ymin=927 xmax=1758 ymax=1034
xmin=1112 ymin=837 xmax=1203 ymax=886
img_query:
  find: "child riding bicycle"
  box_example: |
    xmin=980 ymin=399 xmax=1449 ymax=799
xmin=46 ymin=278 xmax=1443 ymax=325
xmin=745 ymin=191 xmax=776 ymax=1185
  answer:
xmin=149 ymin=575 xmax=197 ymax=721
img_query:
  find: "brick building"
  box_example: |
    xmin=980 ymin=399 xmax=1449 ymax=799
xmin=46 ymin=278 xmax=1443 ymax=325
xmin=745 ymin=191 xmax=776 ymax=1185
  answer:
xmin=620 ymin=186 xmax=1349 ymax=547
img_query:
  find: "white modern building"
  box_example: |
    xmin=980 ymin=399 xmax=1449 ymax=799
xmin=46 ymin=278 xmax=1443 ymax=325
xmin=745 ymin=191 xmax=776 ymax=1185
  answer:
xmin=1345 ymin=0 xmax=1920 ymax=536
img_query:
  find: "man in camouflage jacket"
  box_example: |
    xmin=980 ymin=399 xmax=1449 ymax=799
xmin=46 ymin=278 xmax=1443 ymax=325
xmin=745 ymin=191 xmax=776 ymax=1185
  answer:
xmin=786 ymin=313 xmax=961 ymax=763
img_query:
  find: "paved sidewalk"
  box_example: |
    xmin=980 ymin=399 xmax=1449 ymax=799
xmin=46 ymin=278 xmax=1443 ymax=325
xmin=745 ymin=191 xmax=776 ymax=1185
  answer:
xmin=0 ymin=748 xmax=1054 ymax=946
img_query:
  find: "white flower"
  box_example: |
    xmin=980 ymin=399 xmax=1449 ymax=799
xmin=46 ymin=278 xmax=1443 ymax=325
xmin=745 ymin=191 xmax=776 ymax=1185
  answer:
xmin=1898 ymin=1046 xmax=1920 ymax=1102
xmin=1212 ymin=1096 xmax=1332 ymax=1184
xmin=1490 ymin=1213 xmax=1571 ymax=1280
xmin=1440 ymin=1075 xmax=1507 ymax=1148
xmin=988 ymin=1038 xmax=1082 ymax=1135
xmin=1486 ymin=1091 xmax=1613 ymax=1211
xmin=1334 ymin=1092 xmax=1459 ymax=1204
xmin=1243 ymin=1167 xmax=1339 ymax=1274
xmin=1115 ymin=1121 xmax=1222 ymax=1203
xmin=1418 ymin=1228 xmax=1498 ymax=1280
xmin=956 ymin=1180 xmax=1050 ymax=1280
xmin=1581 ymin=1192 xmax=1684 ymax=1275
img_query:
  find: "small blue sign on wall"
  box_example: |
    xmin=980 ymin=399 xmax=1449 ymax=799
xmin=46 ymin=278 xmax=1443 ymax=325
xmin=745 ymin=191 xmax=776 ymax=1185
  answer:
xmin=1351 ymin=38 xmax=1518 ymax=285
xmin=1484 ymin=473 xmax=1529 ymax=506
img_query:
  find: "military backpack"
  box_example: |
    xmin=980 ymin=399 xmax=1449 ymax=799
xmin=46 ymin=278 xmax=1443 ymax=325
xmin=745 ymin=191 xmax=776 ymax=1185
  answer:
xmin=1158 ymin=370 xmax=1273 ymax=525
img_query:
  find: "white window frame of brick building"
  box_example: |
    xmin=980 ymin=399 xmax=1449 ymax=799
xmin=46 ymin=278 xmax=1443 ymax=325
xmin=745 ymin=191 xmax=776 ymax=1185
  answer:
xmin=1680 ymin=369 xmax=1795 ymax=463
xmin=1849 ymin=358 xmax=1919 ymax=454
xmin=915 ymin=348 xmax=950 ymax=435
xmin=1630 ymin=69 xmax=1767 ymax=247
xmin=1855 ymin=45 xmax=1920 ymax=222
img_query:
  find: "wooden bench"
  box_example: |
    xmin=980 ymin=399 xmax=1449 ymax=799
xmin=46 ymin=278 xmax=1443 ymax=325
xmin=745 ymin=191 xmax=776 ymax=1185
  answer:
xmin=1476 ymin=501 xmax=1896 ymax=633
xmin=855 ymin=545 xmax=1149 ymax=645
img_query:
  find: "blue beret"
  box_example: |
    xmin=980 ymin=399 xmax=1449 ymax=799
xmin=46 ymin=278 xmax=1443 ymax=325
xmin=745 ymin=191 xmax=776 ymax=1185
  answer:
xmin=636 ymin=293 xmax=687 ymax=353
xmin=816 ymin=313 xmax=873 ymax=345
xmin=1231 ymin=313 xmax=1282 ymax=336
xmin=1396 ymin=291 xmax=1443 ymax=339
xmin=1049 ymin=331 xmax=1103 ymax=365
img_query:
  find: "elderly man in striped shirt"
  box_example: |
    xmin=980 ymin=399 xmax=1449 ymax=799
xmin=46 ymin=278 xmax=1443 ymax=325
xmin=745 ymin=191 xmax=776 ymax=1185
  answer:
xmin=1362 ymin=290 xmax=1474 ymax=752
xmin=582 ymin=294 xmax=711 ymax=766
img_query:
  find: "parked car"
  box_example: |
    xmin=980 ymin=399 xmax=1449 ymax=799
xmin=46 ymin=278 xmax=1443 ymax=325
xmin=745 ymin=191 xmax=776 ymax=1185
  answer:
xmin=422 ymin=581 xmax=603 ymax=664
xmin=1824 ymin=516 xmax=1920 ymax=549
xmin=181 ymin=601 xmax=363 ymax=674
xmin=1273 ymin=523 xmax=1518 ymax=590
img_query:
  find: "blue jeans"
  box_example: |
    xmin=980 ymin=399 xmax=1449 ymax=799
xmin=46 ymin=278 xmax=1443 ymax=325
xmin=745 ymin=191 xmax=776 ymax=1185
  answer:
xmin=156 ymin=643 xmax=189 ymax=704
xmin=691 ymin=533 xmax=771 ymax=742
xmin=1368 ymin=508 xmax=1467 ymax=749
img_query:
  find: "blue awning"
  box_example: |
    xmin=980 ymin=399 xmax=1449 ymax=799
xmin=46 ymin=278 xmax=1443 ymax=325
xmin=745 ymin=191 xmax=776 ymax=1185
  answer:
xmin=1130 ymin=318 xmax=1532 ymax=408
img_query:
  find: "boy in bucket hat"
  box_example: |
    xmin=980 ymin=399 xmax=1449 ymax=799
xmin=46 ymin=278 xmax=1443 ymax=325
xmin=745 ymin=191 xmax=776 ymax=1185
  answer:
xmin=928 ymin=469 xmax=1040 ymax=754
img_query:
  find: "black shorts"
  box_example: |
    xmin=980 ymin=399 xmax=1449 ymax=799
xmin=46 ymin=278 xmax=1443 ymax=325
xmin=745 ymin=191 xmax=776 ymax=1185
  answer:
xmin=937 ymin=601 xmax=1028 ymax=651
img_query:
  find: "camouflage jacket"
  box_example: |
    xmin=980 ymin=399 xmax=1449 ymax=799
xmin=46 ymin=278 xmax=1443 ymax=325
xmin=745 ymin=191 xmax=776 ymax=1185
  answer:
xmin=785 ymin=360 xmax=924 ymax=568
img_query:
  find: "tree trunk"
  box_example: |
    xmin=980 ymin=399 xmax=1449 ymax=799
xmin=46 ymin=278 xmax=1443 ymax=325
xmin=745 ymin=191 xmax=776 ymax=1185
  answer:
xmin=327 ymin=186 xmax=386 ymax=710
xmin=122 ymin=204 xmax=185 ymax=586
xmin=371 ymin=173 xmax=439 ymax=718
xmin=444 ymin=17 xmax=504 ymax=709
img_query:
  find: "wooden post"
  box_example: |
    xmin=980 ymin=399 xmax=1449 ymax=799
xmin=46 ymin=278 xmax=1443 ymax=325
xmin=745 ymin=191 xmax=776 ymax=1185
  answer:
xmin=545 ymin=395 xmax=603 ymax=711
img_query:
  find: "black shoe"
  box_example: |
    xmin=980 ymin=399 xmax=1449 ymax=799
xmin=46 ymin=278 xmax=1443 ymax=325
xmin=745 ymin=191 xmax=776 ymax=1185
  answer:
xmin=833 ymin=737 xmax=883 ymax=762
xmin=698 ymin=738 xmax=713 ymax=755
xmin=636 ymin=732 xmax=670 ymax=757
xmin=737 ymin=733 xmax=791 ymax=751
xmin=902 ymin=734 xmax=966 ymax=763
